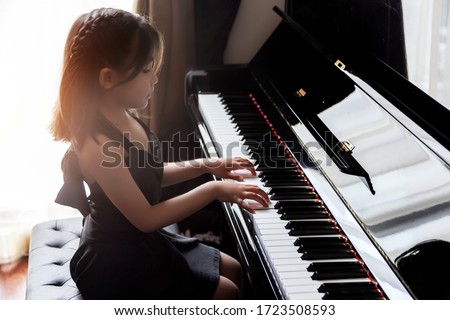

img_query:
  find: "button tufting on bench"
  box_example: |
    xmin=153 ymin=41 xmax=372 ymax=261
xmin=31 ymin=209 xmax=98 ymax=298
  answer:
xmin=26 ymin=218 xmax=83 ymax=300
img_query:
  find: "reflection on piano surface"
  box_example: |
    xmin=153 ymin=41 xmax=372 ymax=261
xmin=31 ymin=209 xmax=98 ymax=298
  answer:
xmin=185 ymin=6 xmax=450 ymax=299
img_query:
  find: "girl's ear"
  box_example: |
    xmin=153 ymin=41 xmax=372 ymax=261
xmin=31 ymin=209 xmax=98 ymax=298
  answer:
xmin=98 ymin=68 xmax=117 ymax=90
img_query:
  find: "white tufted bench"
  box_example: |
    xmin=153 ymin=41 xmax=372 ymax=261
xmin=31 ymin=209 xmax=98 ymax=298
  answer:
xmin=26 ymin=217 xmax=83 ymax=300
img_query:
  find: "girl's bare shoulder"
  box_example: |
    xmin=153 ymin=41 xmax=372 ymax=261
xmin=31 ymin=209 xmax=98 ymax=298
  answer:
xmin=76 ymin=134 xmax=127 ymax=182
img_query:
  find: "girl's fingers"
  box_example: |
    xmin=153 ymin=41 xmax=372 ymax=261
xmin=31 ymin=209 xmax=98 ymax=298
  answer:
xmin=231 ymin=157 xmax=256 ymax=175
xmin=243 ymin=191 xmax=270 ymax=207
xmin=237 ymin=160 xmax=256 ymax=174
xmin=244 ymin=185 xmax=270 ymax=204
xmin=239 ymin=201 xmax=255 ymax=214
xmin=231 ymin=169 xmax=255 ymax=178
xmin=230 ymin=174 xmax=244 ymax=182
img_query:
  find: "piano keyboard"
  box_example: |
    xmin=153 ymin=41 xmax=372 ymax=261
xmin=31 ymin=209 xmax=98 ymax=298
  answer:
xmin=197 ymin=93 xmax=387 ymax=300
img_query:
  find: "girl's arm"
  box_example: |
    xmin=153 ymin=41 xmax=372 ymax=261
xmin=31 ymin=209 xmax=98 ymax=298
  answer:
xmin=162 ymin=157 xmax=257 ymax=187
xmin=78 ymin=136 xmax=269 ymax=233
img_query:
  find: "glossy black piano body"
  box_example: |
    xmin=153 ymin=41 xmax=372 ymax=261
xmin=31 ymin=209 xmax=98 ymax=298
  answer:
xmin=185 ymin=7 xmax=450 ymax=300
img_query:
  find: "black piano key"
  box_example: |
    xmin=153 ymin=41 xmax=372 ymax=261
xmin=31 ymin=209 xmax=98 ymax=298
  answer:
xmin=244 ymin=138 xmax=280 ymax=144
xmin=297 ymin=239 xmax=350 ymax=252
xmin=279 ymin=207 xmax=328 ymax=217
xmin=272 ymin=193 xmax=317 ymax=201
xmin=303 ymin=247 xmax=354 ymax=255
xmin=294 ymin=236 xmax=347 ymax=246
xmin=237 ymin=129 xmax=269 ymax=136
xmin=231 ymin=115 xmax=266 ymax=121
xmin=232 ymin=121 xmax=268 ymax=127
xmin=289 ymin=228 xmax=341 ymax=237
xmin=301 ymin=249 xmax=355 ymax=260
xmin=307 ymin=261 xmax=363 ymax=272
xmin=294 ymin=237 xmax=350 ymax=252
xmin=238 ymin=129 xmax=271 ymax=135
xmin=278 ymin=206 xmax=326 ymax=214
xmin=270 ymin=186 xmax=314 ymax=192
xmin=248 ymin=144 xmax=281 ymax=152
xmin=264 ymin=180 xmax=310 ymax=187
xmin=270 ymin=189 xmax=317 ymax=200
xmin=286 ymin=220 xmax=335 ymax=228
xmin=260 ymin=174 xmax=305 ymax=182
xmin=220 ymin=96 xmax=251 ymax=102
xmin=256 ymin=148 xmax=290 ymax=155
xmin=257 ymin=164 xmax=298 ymax=171
xmin=255 ymin=161 xmax=296 ymax=168
xmin=222 ymin=98 xmax=252 ymax=103
xmin=319 ymin=282 xmax=385 ymax=299
xmin=275 ymin=201 xmax=323 ymax=210
xmin=286 ymin=221 xmax=342 ymax=237
xmin=276 ymin=199 xmax=323 ymax=209
xmin=225 ymin=108 xmax=262 ymax=113
xmin=226 ymin=105 xmax=256 ymax=109
xmin=260 ymin=173 xmax=305 ymax=180
xmin=258 ymin=164 xmax=301 ymax=171
xmin=288 ymin=227 xmax=341 ymax=236
xmin=322 ymin=292 xmax=384 ymax=300
xmin=281 ymin=209 xmax=329 ymax=218
xmin=232 ymin=116 xmax=263 ymax=122
xmin=233 ymin=119 xmax=264 ymax=126
xmin=281 ymin=212 xmax=329 ymax=220
xmin=221 ymin=95 xmax=252 ymax=100
xmin=247 ymin=148 xmax=281 ymax=155
xmin=318 ymin=282 xmax=379 ymax=293
xmin=312 ymin=269 xmax=368 ymax=280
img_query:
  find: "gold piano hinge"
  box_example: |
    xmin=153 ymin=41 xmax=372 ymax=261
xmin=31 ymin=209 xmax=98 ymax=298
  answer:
xmin=294 ymin=88 xmax=307 ymax=98
xmin=338 ymin=140 xmax=354 ymax=153
xmin=335 ymin=59 xmax=346 ymax=71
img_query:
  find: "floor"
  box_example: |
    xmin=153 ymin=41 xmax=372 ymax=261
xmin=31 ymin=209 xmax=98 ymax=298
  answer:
xmin=0 ymin=257 xmax=28 ymax=300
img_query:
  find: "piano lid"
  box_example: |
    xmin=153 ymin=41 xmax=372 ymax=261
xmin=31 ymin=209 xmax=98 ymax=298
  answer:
xmin=248 ymin=7 xmax=450 ymax=299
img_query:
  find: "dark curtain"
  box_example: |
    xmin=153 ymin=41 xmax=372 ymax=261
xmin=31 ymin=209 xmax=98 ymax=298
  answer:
xmin=194 ymin=0 xmax=241 ymax=65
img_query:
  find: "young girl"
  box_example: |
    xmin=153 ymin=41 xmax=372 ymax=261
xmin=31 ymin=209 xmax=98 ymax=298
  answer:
xmin=51 ymin=8 xmax=270 ymax=300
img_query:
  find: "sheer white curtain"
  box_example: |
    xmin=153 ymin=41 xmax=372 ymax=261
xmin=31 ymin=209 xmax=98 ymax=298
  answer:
xmin=0 ymin=0 xmax=134 ymax=264
xmin=403 ymin=0 xmax=450 ymax=109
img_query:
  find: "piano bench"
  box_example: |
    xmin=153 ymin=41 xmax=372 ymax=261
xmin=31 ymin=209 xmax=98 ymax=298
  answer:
xmin=26 ymin=217 xmax=83 ymax=300
xmin=26 ymin=217 xmax=183 ymax=300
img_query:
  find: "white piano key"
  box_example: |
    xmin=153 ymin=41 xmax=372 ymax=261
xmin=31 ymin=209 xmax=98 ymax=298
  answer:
xmin=279 ymin=271 xmax=306 ymax=280
xmin=265 ymin=245 xmax=298 ymax=253
xmin=273 ymin=258 xmax=311 ymax=266
xmin=276 ymin=264 xmax=309 ymax=272
xmin=270 ymin=251 xmax=302 ymax=259
xmin=262 ymin=234 xmax=297 ymax=241
xmin=259 ymin=239 xmax=294 ymax=247
xmin=253 ymin=219 xmax=284 ymax=226
xmin=258 ymin=228 xmax=290 ymax=235
xmin=286 ymin=285 xmax=322 ymax=297
xmin=285 ymin=285 xmax=323 ymax=295
xmin=289 ymin=292 xmax=324 ymax=300
xmin=252 ymin=209 xmax=280 ymax=216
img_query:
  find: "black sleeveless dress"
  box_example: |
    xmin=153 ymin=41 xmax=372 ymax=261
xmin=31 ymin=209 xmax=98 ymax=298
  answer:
xmin=55 ymin=116 xmax=220 ymax=299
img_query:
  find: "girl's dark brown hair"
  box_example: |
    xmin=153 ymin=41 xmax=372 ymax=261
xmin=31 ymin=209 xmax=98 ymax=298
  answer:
xmin=50 ymin=8 xmax=163 ymax=147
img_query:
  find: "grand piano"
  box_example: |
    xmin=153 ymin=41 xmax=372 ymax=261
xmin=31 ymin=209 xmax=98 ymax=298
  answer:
xmin=185 ymin=3 xmax=450 ymax=300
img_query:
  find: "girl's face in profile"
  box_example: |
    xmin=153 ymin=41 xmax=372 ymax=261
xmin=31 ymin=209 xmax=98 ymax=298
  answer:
xmin=110 ymin=60 xmax=159 ymax=110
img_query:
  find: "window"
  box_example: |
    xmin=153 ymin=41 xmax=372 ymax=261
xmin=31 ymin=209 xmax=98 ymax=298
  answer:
xmin=0 ymin=0 xmax=134 ymax=264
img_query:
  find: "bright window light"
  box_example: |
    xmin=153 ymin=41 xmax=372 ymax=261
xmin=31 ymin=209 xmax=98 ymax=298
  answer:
xmin=0 ymin=0 xmax=134 ymax=263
